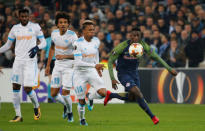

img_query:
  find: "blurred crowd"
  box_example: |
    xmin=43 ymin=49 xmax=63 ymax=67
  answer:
xmin=0 ymin=0 xmax=205 ymax=68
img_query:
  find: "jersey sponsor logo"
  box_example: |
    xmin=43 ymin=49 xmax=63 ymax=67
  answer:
xmin=17 ymin=36 xmax=32 ymax=40
xmin=55 ymin=45 xmax=69 ymax=50
xmin=82 ymin=54 xmax=96 ymax=58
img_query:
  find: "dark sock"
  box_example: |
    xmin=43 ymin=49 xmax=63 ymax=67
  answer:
xmin=137 ymin=98 xmax=154 ymax=118
xmin=110 ymin=93 xmax=128 ymax=100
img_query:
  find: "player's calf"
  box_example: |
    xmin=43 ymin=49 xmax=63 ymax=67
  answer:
xmin=86 ymin=93 xmax=93 ymax=111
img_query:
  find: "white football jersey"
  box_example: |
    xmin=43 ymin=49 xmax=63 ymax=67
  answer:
xmin=73 ymin=36 xmax=100 ymax=69
xmin=8 ymin=21 xmax=44 ymax=60
xmin=51 ymin=29 xmax=78 ymax=67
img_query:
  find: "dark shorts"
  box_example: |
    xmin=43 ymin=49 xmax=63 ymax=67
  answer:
xmin=117 ymin=70 xmax=140 ymax=92
xmin=44 ymin=59 xmax=55 ymax=74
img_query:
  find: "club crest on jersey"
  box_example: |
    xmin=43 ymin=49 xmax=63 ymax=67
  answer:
xmin=126 ymin=83 xmax=130 ymax=87
xmin=28 ymin=28 xmax=32 ymax=32
xmin=64 ymin=40 xmax=69 ymax=43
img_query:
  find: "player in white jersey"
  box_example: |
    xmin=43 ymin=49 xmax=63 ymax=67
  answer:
xmin=45 ymin=12 xmax=78 ymax=122
xmin=72 ymin=20 xmax=106 ymax=126
xmin=0 ymin=9 xmax=46 ymax=122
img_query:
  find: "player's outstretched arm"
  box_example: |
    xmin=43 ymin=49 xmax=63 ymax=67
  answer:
xmin=108 ymin=41 xmax=128 ymax=89
xmin=0 ymin=39 xmax=13 ymax=53
xmin=45 ymin=43 xmax=55 ymax=76
xmin=139 ymin=40 xmax=178 ymax=76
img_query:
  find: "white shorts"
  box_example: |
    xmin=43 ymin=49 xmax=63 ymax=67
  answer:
xmin=73 ymin=68 xmax=105 ymax=99
xmin=11 ymin=59 xmax=38 ymax=87
xmin=51 ymin=64 xmax=73 ymax=90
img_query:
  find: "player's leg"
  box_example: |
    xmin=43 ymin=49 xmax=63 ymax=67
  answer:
xmin=73 ymin=70 xmax=88 ymax=125
xmin=10 ymin=60 xmax=23 ymax=122
xmin=130 ymin=72 xmax=159 ymax=124
xmin=24 ymin=60 xmax=41 ymax=120
xmin=10 ymin=83 xmax=23 ymax=122
xmin=129 ymin=86 xmax=159 ymax=124
xmin=78 ymin=99 xmax=87 ymax=126
xmin=62 ymin=89 xmax=73 ymax=122
xmin=87 ymin=69 xmax=106 ymax=110
xmin=50 ymin=66 xmax=66 ymax=107
xmin=62 ymin=67 xmax=74 ymax=122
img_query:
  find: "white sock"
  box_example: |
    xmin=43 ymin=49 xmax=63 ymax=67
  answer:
xmin=88 ymin=91 xmax=104 ymax=100
xmin=54 ymin=93 xmax=66 ymax=105
xmin=13 ymin=90 xmax=21 ymax=117
xmin=77 ymin=103 xmax=85 ymax=120
xmin=62 ymin=95 xmax=72 ymax=113
xmin=28 ymin=90 xmax=39 ymax=108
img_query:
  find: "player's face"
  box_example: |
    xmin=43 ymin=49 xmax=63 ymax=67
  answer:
xmin=83 ymin=25 xmax=95 ymax=39
xmin=57 ymin=18 xmax=69 ymax=32
xmin=130 ymin=31 xmax=140 ymax=42
xmin=19 ymin=12 xmax=29 ymax=26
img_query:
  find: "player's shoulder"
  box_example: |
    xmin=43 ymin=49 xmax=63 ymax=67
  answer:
xmin=76 ymin=37 xmax=84 ymax=43
xmin=92 ymin=36 xmax=99 ymax=40
xmin=29 ymin=22 xmax=40 ymax=27
xmin=67 ymin=30 xmax=77 ymax=36
xmin=51 ymin=29 xmax=59 ymax=35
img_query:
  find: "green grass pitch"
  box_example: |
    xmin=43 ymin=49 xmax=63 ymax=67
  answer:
xmin=0 ymin=103 xmax=205 ymax=131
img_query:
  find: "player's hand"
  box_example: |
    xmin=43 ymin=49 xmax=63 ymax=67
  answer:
xmin=56 ymin=55 xmax=65 ymax=60
xmin=38 ymin=62 xmax=44 ymax=71
xmin=45 ymin=66 xmax=50 ymax=76
xmin=95 ymin=64 xmax=105 ymax=77
xmin=28 ymin=46 xmax=39 ymax=58
xmin=170 ymin=69 xmax=178 ymax=76
xmin=112 ymin=79 xmax=119 ymax=90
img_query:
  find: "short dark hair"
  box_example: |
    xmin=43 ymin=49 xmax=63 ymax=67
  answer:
xmin=55 ymin=12 xmax=70 ymax=25
xmin=82 ymin=20 xmax=94 ymax=30
xmin=19 ymin=8 xmax=29 ymax=15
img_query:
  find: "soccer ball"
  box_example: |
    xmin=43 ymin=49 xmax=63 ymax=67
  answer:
xmin=129 ymin=43 xmax=143 ymax=58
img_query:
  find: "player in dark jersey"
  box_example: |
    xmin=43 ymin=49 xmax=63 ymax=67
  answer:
xmin=104 ymin=27 xmax=178 ymax=125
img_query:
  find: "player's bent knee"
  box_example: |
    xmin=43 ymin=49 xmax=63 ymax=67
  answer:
xmin=24 ymin=87 xmax=32 ymax=94
xmin=12 ymin=83 xmax=21 ymax=90
xmin=97 ymin=88 xmax=106 ymax=97
xmin=130 ymin=86 xmax=143 ymax=99
xmin=62 ymin=89 xmax=70 ymax=96
xmin=79 ymin=99 xmax=86 ymax=105
xmin=51 ymin=88 xmax=60 ymax=97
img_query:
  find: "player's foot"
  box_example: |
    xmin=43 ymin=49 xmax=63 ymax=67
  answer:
xmin=34 ymin=107 xmax=41 ymax=120
xmin=63 ymin=106 xmax=68 ymax=119
xmin=67 ymin=112 xmax=74 ymax=122
xmin=86 ymin=93 xmax=93 ymax=111
xmin=152 ymin=116 xmax=159 ymax=125
xmin=104 ymin=90 xmax=112 ymax=106
xmin=9 ymin=116 xmax=23 ymax=122
xmin=80 ymin=119 xmax=88 ymax=126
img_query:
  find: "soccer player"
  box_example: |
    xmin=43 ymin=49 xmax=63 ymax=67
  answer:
xmin=56 ymin=20 xmax=105 ymax=125
xmin=45 ymin=12 xmax=78 ymax=122
xmin=104 ymin=27 xmax=178 ymax=125
xmin=0 ymin=8 xmax=46 ymax=122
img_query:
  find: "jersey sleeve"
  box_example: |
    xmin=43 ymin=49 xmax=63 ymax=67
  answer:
xmin=71 ymin=33 xmax=78 ymax=46
xmin=139 ymin=40 xmax=173 ymax=72
xmin=35 ymin=24 xmax=45 ymax=39
xmin=8 ymin=26 xmax=16 ymax=42
xmin=108 ymin=41 xmax=128 ymax=80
